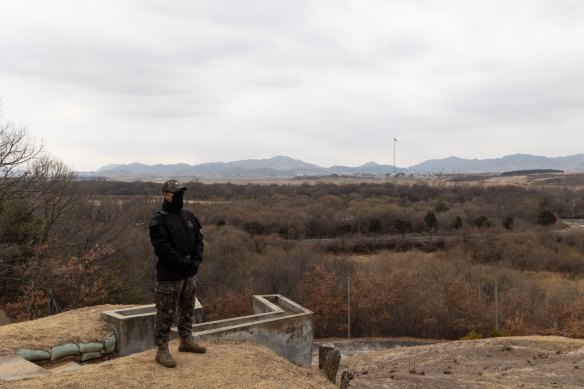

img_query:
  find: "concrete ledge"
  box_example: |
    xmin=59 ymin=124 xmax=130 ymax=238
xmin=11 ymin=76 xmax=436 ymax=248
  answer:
xmin=253 ymin=295 xmax=285 ymax=314
xmin=173 ymin=294 xmax=314 ymax=367
xmin=101 ymin=299 xmax=202 ymax=356
xmin=172 ymin=310 xmax=286 ymax=333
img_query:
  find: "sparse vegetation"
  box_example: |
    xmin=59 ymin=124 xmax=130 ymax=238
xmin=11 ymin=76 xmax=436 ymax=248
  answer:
xmin=3 ymin=128 xmax=584 ymax=341
xmin=461 ymin=330 xmax=483 ymax=340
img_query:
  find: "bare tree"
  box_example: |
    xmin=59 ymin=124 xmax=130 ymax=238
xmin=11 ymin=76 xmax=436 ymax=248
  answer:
xmin=0 ymin=117 xmax=42 ymax=202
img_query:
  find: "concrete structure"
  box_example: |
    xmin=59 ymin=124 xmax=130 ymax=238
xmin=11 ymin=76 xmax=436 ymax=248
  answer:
xmin=100 ymin=299 xmax=203 ymax=356
xmin=101 ymin=294 xmax=314 ymax=367
xmin=179 ymin=295 xmax=314 ymax=367
xmin=0 ymin=356 xmax=49 ymax=381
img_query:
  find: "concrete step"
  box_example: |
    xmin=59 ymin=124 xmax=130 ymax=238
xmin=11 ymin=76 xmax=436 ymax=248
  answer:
xmin=0 ymin=355 xmax=49 ymax=381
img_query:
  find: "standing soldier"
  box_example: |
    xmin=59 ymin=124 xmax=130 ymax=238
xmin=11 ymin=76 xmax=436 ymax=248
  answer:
xmin=149 ymin=179 xmax=206 ymax=368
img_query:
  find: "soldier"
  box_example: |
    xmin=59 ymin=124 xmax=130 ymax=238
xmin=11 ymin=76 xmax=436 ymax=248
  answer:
xmin=149 ymin=179 xmax=206 ymax=368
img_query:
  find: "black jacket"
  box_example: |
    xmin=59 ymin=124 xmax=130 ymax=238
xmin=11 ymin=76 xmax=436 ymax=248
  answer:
xmin=149 ymin=201 xmax=204 ymax=281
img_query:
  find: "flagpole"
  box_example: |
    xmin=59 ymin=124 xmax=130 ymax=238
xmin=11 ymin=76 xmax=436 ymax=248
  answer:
xmin=393 ymin=138 xmax=397 ymax=175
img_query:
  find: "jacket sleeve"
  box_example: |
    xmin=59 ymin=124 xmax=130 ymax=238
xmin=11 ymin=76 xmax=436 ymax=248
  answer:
xmin=190 ymin=213 xmax=204 ymax=263
xmin=149 ymin=213 xmax=184 ymax=267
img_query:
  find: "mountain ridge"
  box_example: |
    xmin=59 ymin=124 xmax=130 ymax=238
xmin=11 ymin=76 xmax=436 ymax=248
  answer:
xmin=79 ymin=154 xmax=584 ymax=179
xmin=408 ymin=153 xmax=584 ymax=173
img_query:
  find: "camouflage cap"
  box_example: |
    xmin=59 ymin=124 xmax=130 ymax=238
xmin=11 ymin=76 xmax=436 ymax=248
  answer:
xmin=162 ymin=179 xmax=187 ymax=193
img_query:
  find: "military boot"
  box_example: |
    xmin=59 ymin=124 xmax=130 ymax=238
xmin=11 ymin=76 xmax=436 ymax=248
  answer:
xmin=155 ymin=343 xmax=177 ymax=368
xmin=179 ymin=337 xmax=207 ymax=354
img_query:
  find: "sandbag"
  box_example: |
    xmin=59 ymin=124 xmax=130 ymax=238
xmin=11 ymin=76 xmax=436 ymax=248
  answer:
xmin=17 ymin=349 xmax=50 ymax=362
xmin=80 ymin=352 xmax=102 ymax=362
xmin=78 ymin=342 xmax=104 ymax=354
xmin=51 ymin=343 xmax=79 ymax=361
xmin=102 ymin=334 xmax=116 ymax=354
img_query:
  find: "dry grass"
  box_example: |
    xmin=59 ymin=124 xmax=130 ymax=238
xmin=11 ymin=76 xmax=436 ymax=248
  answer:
xmin=0 ymin=305 xmax=333 ymax=389
xmin=2 ymin=340 xmax=334 ymax=389
xmin=0 ymin=305 xmax=134 ymax=357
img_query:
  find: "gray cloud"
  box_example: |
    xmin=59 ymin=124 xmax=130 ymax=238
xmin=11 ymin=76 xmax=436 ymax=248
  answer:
xmin=0 ymin=0 xmax=583 ymax=170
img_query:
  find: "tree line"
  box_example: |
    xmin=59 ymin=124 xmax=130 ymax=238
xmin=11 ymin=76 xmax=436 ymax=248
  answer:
xmin=2 ymin=120 xmax=584 ymax=341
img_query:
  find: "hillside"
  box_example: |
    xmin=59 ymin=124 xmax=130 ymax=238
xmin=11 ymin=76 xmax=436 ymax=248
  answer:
xmin=3 ymin=307 xmax=584 ymax=388
xmin=408 ymin=153 xmax=584 ymax=173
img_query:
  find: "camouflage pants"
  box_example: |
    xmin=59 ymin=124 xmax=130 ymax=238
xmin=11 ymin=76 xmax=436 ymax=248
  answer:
xmin=154 ymin=276 xmax=197 ymax=346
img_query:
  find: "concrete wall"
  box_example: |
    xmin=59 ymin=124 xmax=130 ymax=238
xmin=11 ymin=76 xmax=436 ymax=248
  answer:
xmin=101 ymin=295 xmax=314 ymax=367
xmin=178 ymin=295 xmax=314 ymax=367
xmin=101 ymin=299 xmax=202 ymax=356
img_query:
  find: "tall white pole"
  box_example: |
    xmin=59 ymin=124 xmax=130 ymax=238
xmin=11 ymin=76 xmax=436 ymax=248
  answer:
xmin=393 ymin=138 xmax=398 ymax=175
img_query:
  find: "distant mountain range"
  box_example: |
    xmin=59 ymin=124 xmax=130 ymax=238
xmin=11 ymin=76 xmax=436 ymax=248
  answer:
xmin=78 ymin=154 xmax=584 ymax=179
xmin=408 ymin=154 xmax=584 ymax=173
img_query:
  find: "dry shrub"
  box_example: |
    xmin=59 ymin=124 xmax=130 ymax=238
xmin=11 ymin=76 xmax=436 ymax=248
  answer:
xmin=5 ymin=289 xmax=48 ymax=322
xmin=443 ymin=283 xmax=488 ymax=333
xmin=203 ymin=287 xmax=254 ymax=321
xmin=546 ymin=250 xmax=584 ymax=274
xmin=350 ymin=271 xmax=393 ymax=337
xmin=5 ymin=244 xmax=122 ymax=321
xmin=504 ymin=313 xmax=535 ymax=336
xmin=50 ymin=245 xmax=121 ymax=307
xmin=302 ymin=265 xmax=346 ymax=338
xmin=552 ymin=296 xmax=584 ymax=338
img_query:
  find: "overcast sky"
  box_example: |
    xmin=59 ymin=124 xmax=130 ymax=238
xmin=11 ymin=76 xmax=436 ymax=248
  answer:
xmin=1 ymin=0 xmax=583 ymax=171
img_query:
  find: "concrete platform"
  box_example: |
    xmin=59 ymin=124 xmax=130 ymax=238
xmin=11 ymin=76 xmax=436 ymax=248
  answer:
xmin=50 ymin=361 xmax=83 ymax=373
xmin=0 ymin=355 xmax=49 ymax=381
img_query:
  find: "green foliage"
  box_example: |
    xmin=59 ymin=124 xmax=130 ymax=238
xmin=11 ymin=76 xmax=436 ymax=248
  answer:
xmin=394 ymin=219 xmax=412 ymax=235
xmin=502 ymin=216 xmax=514 ymax=231
xmin=502 ymin=169 xmax=563 ymax=176
xmin=0 ymin=200 xmax=42 ymax=243
xmin=489 ymin=328 xmax=506 ymax=338
xmin=536 ymin=209 xmax=557 ymax=226
xmin=434 ymin=200 xmax=449 ymax=213
xmin=474 ymin=215 xmax=489 ymax=228
xmin=452 ymin=216 xmax=463 ymax=230
xmin=461 ymin=330 xmax=483 ymax=340
xmin=424 ymin=212 xmax=438 ymax=233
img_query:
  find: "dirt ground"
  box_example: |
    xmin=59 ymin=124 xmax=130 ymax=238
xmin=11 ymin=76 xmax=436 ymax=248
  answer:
xmin=2 ymin=340 xmax=334 ymax=389
xmin=340 ymin=336 xmax=584 ymax=388
xmin=3 ymin=306 xmax=584 ymax=388
xmin=0 ymin=305 xmax=333 ymax=388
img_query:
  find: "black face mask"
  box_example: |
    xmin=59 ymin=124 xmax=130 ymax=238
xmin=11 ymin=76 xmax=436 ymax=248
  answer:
xmin=171 ymin=190 xmax=184 ymax=209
